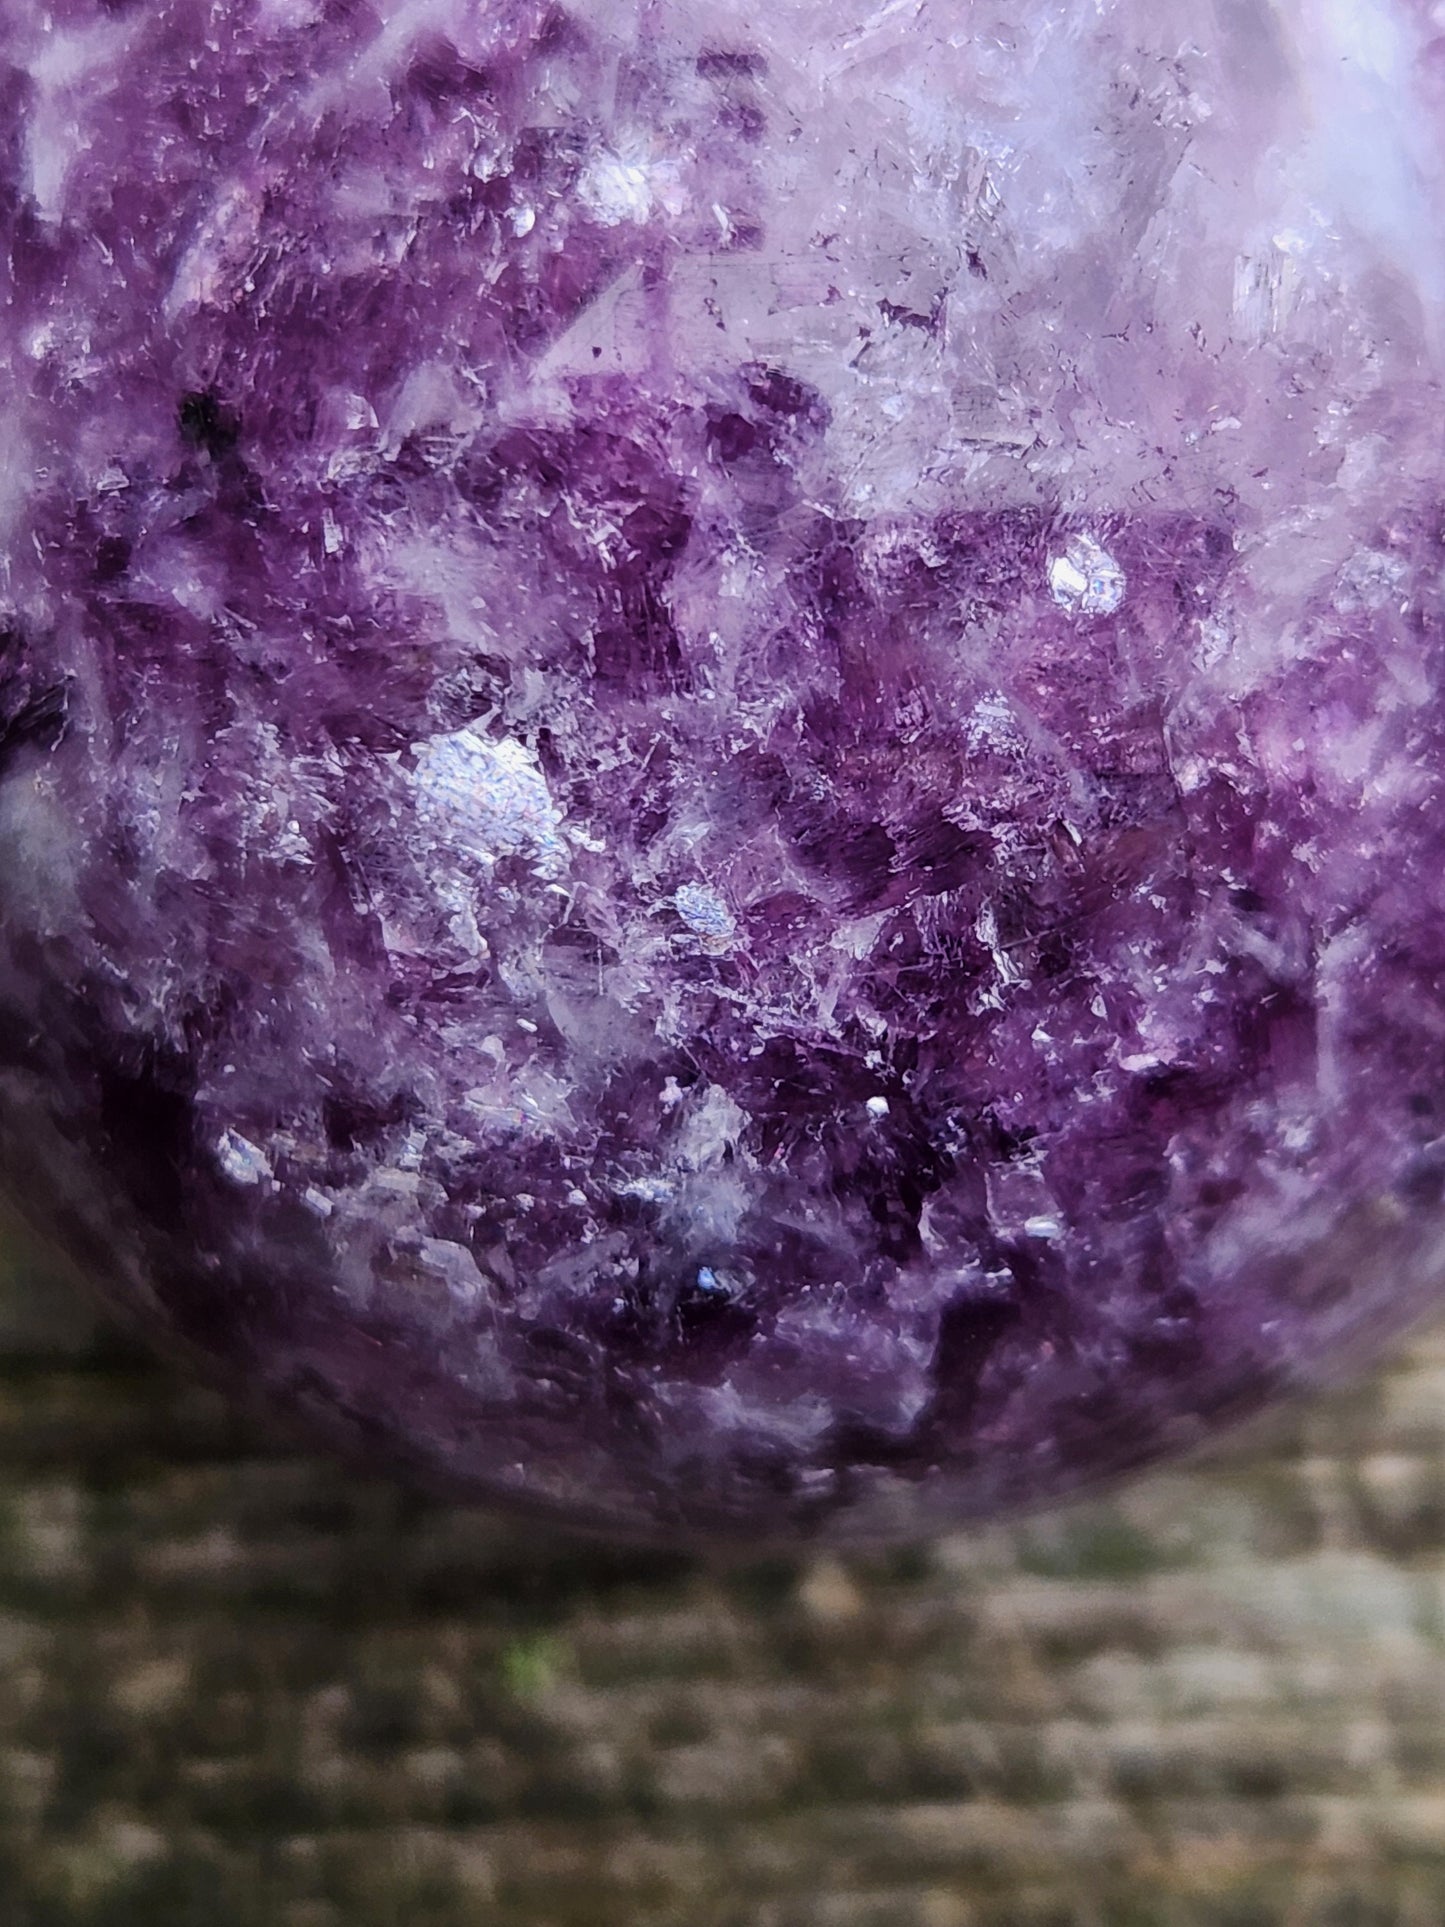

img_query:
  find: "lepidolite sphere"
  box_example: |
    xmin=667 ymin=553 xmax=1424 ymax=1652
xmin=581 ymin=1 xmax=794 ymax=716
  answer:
xmin=1 ymin=0 xmax=1444 ymax=1540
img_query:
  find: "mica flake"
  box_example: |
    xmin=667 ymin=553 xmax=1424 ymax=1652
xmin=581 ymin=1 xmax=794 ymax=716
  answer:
xmin=406 ymin=729 xmax=566 ymax=876
xmin=1048 ymin=535 xmax=1126 ymax=618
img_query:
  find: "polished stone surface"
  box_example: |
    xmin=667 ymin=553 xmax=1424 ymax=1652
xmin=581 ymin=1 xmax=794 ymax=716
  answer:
xmin=1 ymin=0 xmax=1444 ymax=1539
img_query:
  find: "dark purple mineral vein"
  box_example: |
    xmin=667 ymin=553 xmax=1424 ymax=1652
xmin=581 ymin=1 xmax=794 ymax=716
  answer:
xmin=1 ymin=0 xmax=1445 ymax=1538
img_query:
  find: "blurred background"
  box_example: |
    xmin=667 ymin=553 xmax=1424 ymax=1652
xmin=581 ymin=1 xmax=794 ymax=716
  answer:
xmin=2 ymin=1224 xmax=1445 ymax=1926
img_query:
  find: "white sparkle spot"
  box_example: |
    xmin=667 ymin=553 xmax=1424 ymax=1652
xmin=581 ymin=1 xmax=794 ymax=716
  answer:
xmin=865 ymin=1095 xmax=891 ymax=1120
xmin=578 ymin=151 xmax=655 ymax=226
xmin=1048 ymin=534 xmax=1126 ymax=617
xmin=674 ymin=882 xmax=736 ymax=946
xmin=407 ymin=729 xmax=565 ymax=876
xmin=966 ymin=691 xmax=1020 ymax=753
xmin=215 ymin=1128 xmax=272 ymax=1188
xmin=617 ymin=1175 xmax=675 ymax=1204
xmin=342 ymin=393 xmax=378 ymax=431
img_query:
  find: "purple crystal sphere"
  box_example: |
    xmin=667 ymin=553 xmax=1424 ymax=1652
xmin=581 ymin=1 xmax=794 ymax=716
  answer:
xmin=2 ymin=0 xmax=1445 ymax=1541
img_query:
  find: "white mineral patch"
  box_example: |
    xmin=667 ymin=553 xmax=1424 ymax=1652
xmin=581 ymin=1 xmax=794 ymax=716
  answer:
xmin=674 ymin=881 xmax=736 ymax=945
xmin=577 ymin=144 xmax=687 ymax=226
xmin=675 ymin=1085 xmax=750 ymax=1170
xmin=578 ymin=151 xmax=653 ymax=225
xmin=215 ymin=1128 xmax=273 ymax=1188
xmin=966 ymin=693 xmax=1021 ymax=754
xmin=1048 ymin=534 xmax=1126 ymax=617
xmin=1023 ymin=1215 xmax=1064 ymax=1242
xmin=616 ymin=1175 xmax=676 ymax=1203
xmin=406 ymin=729 xmax=565 ymax=876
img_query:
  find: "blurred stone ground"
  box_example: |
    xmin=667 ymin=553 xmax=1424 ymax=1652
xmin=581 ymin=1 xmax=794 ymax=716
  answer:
xmin=2 ymin=1224 xmax=1445 ymax=1925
